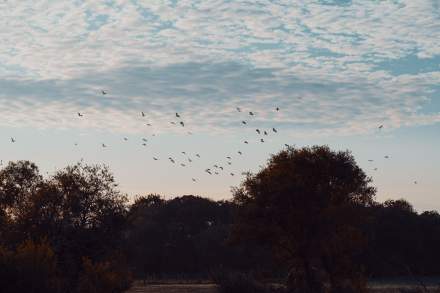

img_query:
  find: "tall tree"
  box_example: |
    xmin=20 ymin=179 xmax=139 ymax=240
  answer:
xmin=232 ymin=146 xmax=376 ymax=292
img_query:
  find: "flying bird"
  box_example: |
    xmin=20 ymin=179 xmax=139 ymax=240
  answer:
xmin=142 ymin=143 xmax=147 ymax=146
xmin=180 ymin=121 xmax=185 ymax=127
xmin=226 ymin=156 xmax=232 ymax=160
xmin=378 ymin=125 xmax=384 ymax=129
xmin=244 ymin=141 xmax=249 ymax=144
xmin=414 ymin=181 xmax=418 ymax=185
xmin=11 ymin=137 xmax=15 ymax=143
xmin=368 ymin=159 xmax=374 ymax=162
xmin=384 ymin=155 xmax=390 ymax=159
xmin=242 ymin=121 xmax=247 ymax=125
xmin=101 ymin=90 xmax=107 ymax=95
xmin=176 ymin=112 xmax=180 ymax=118
xmin=153 ymin=157 xmax=158 ymax=161
xmin=272 ymin=128 xmax=277 ymax=133
xmin=182 ymin=151 xmax=186 ymax=155
xmin=102 ymin=143 xmax=107 ymax=148
xmin=192 ymin=178 xmax=197 ymax=182
xmin=141 ymin=112 xmax=145 ymax=117
xmin=236 ymin=107 xmax=241 ymax=112
xmin=260 ymin=138 xmax=265 ymax=143
xmin=276 ymin=107 xmax=280 ymax=111
xmin=168 ymin=157 xmax=175 ymax=163
xmin=256 ymin=129 xmax=261 ymax=134
xmin=170 ymin=122 xmax=176 ymax=125
xmin=123 ymin=137 xmax=128 ymax=141
xmin=180 ymin=163 xmax=186 ymax=167
xmin=230 ymin=173 xmax=235 ymax=176
xmin=238 ymin=151 xmax=242 ymax=155
xmin=264 ymin=131 xmax=268 ymax=136
xmin=249 ymin=111 xmax=254 ymax=116
xmin=77 ymin=112 xmax=83 ymax=117
xmin=146 ymin=123 xmax=152 ymax=126
xmin=196 ymin=154 xmax=201 ymax=158
xmin=142 ymin=138 xmax=148 ymax=142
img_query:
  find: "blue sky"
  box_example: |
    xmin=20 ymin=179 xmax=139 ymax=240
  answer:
xmin=0 ymin=0 xmax=439 ymax=211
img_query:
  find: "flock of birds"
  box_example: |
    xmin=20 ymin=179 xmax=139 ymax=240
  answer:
xmin=5 ymin=90 xmax=419 ymax=186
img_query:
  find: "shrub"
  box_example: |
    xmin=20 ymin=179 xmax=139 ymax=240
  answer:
xmin=77 ymin=257 xmax=132 ymax=293
xmin=0 ymin=240 xmax=61 ymax=293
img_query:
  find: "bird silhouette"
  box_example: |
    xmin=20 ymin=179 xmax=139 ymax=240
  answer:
xmin=142 ymin=143 xmax=147 ymax=146
xmin=170 ymin=122 xmax=176 ymax=125
xmin=102 ymin=143 xmax=107 ymax=148
xmin=77 ymin=112 xmax=83 ymax=117
xmin=242 ymin=121 xmax=247 ymax=125
xmin=182 ymin=151 xmax=186 ymax=155
xmin=244 ymin=141 xmax=249 ymax=144
xmin=196 ymin=154 xmax=201 ymax=158
xmin=264 ymin=131 xmax=268 ymax=136
xmin=236 ymin=107 xmax=241 ymax=112
xmin=180 ymin=121 xmax=185 ymax=127
xmin=414 ymin=181 xmax=418 ymax=184
xmin=256 ymin=129 xmax=261 ymax=134
xmin=249 ymin=111 xmax=254 ymax=116
xmin=378 ymin=125 xmax=384 ymax=129
xmin=276 ymin=107 xmax=280 ymax=111
xmin=226 ymin=156 xmax=232 ymax=160
xmin=176 ymin=112 xmax=180 ymax=118
xmin=142 ymin=138 xmax=148 ymax=142
xmin=168 ymin=157 xmax=175 ymax=163
xmin=123 ymin=137 xmax=128 ymax=141
xmin=227 ymin=162 xmax=232 ymax=165
xmin=384 ymin=155 xmax=390 ymax=159
xmin=180 ymin=163 xmax=186 ymax=167
xmin=260 ymin=138 xmax=265 ymax=143
xmin=153 ymin=157 xmax=158 ymax=161
xmin=11 ymin=137 xmax=15 ymax=143
xmin=238 ymin=151 xmax=242 ymax=155
xmin=101 ymin=90 xmax=107 ymax=95
xmin=272 ymin=128 xmax=277 ymax=133
xmin=230 ymin=173 xmax=235 ymax=176
xmin=368 ymin=159 xmax=374 ymax=162
xmin=192 ymin=178 xmax=197 ymax=182
xmin=141 ymin=112 xmax=145 ymax=117
xmin=146 ymin=123 xmax=152 ymax=126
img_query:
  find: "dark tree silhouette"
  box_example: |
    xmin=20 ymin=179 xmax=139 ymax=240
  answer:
xmin=232 ymin=146 xmax=376 ymax=292
xmin=0 ymin=161 xmax=128 ymax=289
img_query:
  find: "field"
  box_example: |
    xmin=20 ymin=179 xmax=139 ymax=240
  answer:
xmin=126 ymin=280 xmax=440 ymax=293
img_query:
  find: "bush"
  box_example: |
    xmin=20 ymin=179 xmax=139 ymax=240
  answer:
xmin=0 ymin=240 xmax=61 ymax=293
xmin=77 ymin=257 xmax=132 ymax=293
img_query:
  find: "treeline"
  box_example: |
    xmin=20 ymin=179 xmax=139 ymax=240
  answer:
xmin=125 ymin=195 xmax=440 ymax=279
xmin=1 ymin=148 xmax=440 ymax=292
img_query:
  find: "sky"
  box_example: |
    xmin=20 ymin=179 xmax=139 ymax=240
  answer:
xmin=0 ymin=0 xmax=439 ymax=211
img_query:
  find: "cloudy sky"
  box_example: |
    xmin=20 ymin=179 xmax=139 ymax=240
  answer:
xmin=1 ymin=0 xmax=439 ymax=211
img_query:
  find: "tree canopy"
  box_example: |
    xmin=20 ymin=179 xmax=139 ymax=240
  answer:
xmin=233 ymin=146 xmax=376 ymax=292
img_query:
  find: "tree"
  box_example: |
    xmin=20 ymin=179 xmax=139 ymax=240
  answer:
xmin=0 ymin=161 xmax=128 ymax=286
xmin=232 ymin=146 xmax=376 ymax=292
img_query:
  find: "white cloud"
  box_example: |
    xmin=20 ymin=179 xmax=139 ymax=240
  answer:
xmin=0 ymin=0 xmax=438 ymax=136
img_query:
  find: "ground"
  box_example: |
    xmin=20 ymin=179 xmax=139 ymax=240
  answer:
xmin=126 ymin=282 xmax=440 ymax=293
